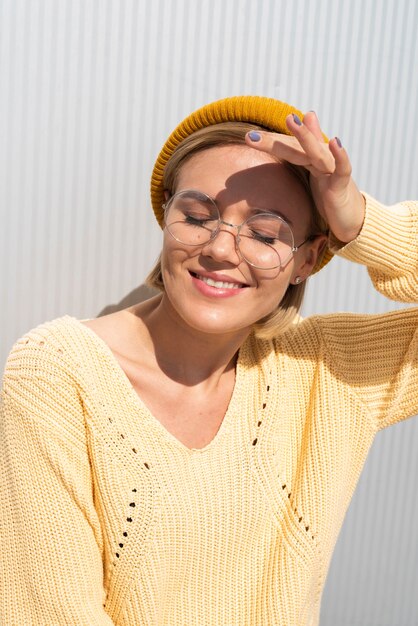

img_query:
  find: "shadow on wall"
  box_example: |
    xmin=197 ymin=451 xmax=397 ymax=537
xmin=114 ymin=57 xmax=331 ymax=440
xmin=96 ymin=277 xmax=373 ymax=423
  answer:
xmin=98 ymin=284 xmax=159 ymax=317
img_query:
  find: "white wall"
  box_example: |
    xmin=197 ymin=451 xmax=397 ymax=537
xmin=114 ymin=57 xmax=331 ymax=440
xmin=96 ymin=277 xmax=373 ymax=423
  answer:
xmin=1 ymin=1 xmax=417 ymax=623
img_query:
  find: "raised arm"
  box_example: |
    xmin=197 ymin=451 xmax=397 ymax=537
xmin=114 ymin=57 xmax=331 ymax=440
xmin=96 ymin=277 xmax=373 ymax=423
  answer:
xmin=0 ymin=333 xmax=114 ymax=625
xmin=245 ymin=109 xmax=366 ymax=245
xmin=245 ymin=111 xmax=417 ymax=301
xmin=334 ymin=194 xmax=418 ymax=302
xmin=307 ymin=193 xmax=417 ymax=430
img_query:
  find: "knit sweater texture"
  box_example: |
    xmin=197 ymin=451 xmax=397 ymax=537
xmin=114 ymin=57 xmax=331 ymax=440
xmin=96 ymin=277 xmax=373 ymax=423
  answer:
xmin=1 ymin=194 xmax=418 ymax=626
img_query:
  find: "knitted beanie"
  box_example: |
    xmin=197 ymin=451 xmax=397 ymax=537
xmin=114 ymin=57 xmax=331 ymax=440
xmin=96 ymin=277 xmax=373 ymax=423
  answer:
xmin=150 ymin=95 xmax=332 ymax=273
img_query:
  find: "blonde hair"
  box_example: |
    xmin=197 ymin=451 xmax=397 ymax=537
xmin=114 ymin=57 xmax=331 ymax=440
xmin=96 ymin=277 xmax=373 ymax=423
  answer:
xmin=146 ymin=122 xmax=327 ymax=339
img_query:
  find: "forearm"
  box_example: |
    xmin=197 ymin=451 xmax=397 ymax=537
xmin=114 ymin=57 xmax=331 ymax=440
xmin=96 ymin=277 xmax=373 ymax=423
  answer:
xmin=333 ymin=193 xmax=418 ymax=302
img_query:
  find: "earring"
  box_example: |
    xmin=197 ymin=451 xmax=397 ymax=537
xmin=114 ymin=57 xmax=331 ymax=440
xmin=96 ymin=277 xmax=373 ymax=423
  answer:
xmin=294 ymin=276 xmax=302 ymax=284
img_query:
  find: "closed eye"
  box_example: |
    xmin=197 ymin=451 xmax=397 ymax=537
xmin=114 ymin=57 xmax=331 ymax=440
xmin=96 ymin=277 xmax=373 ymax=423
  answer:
xmin=185 ymin=215 xmax=213 ymax=226
xmin=248 ymin=230 xmax=277 ymax=245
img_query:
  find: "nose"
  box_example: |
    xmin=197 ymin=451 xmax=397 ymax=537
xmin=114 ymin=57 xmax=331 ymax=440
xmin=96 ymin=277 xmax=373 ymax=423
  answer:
xmin=201 ymin=224 xmax=241 ymax=265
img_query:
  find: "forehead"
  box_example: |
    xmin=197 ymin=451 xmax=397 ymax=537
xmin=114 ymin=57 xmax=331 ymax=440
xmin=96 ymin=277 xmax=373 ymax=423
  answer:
xmin=175 ymin=145 xmax=313 ymax=221
xmin=176 ymin=144 xmax=278 ymax=186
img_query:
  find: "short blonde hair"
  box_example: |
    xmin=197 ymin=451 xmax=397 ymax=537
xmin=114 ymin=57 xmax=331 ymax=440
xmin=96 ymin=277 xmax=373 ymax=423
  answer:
xmin=146 ymin=122 xmax=327 ymax=339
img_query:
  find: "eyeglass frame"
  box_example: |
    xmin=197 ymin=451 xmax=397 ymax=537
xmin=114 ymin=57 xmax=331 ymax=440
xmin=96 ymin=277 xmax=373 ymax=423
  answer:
xmin=162 ymin=189 xmax=317 ymax=270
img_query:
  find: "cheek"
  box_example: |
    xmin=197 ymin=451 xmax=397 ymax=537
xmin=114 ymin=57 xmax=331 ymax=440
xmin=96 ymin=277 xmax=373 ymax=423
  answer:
xmin=259 ymin=265 xmax=293 ymax=294
xmin=160 ymin=235 xmax=188 ymax=275
xmin=160 ymin=238 xmax=200 ymax=295
xmin=261 ymin=286 xmax=287 ymax=315
xmin=255 ymin=269 xmax=294 ymax=314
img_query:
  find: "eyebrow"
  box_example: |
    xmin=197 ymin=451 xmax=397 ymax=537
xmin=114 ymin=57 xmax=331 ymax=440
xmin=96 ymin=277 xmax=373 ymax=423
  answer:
xmin=181 ymin=188 xmax=295 ymax=227
xmin=248 ymin=206 xmax=294 ymax=227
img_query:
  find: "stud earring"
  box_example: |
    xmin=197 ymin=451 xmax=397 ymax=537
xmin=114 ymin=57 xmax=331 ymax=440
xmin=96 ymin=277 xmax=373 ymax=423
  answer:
xmin=294 ymin=276 xmax=302 ymax=284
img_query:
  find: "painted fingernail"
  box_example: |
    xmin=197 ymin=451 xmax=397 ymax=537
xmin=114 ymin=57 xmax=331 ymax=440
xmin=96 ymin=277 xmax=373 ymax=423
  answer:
xmin=335 ymin=137 xmax=343 ymax=148
xmin=248 ymin=131 xmax=261 ymax=142
xmin=292 ymin=114 xmax=302 ymax=126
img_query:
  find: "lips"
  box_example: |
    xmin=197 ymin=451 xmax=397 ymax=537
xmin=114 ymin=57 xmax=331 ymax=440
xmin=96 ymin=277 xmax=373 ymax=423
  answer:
xmin=190 ymin=272 xmax=248 ymax=289
xmin=196 ymin=274 xmax=243 ymax=289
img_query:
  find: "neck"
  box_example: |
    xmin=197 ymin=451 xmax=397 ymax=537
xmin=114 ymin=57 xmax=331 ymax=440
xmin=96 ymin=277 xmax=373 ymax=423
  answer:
xmin=131 ymin=294 xmax=251 ymax=387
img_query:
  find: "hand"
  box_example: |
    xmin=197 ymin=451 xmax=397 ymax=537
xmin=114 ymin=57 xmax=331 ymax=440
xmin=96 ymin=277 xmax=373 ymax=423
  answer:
xmin=245 ymin=111 xmax=365 ymax=243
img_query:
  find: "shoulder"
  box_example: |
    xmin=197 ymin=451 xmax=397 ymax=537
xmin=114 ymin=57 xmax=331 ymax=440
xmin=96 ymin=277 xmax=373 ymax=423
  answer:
xmin=1 ymin=318 xmax=89 ymax=430
xmin=241 ymin=317 xmax=325 ymax=371
xmin=81 ymin=309 xmax=135 ymax=356
xmin=2 ymin=316 xmax=105 ymax=389
xmin=271 ymin=315 xmax=324 ymax=356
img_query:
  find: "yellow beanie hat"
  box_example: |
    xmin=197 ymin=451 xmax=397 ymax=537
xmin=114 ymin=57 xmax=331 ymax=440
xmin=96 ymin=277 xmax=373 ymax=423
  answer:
xmin=150 ymin=95 xmax=332 ymax=273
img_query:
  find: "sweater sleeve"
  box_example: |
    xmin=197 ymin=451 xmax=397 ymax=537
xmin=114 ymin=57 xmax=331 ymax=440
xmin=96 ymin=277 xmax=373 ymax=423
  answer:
xmin=0 ymin=329 xmax=115 ymax=625
xmin=318 ymin=195 xmax=418 ymax=430
xmin=316 ymin=307 xmax=418 ymax=430
xmin=332 ymin=193 xmax=418 ymax=302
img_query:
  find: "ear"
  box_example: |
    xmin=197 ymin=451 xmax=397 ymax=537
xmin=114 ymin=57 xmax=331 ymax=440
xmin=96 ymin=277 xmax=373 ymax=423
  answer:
xmin=291 ymin=234 xmax=328 ymax=284
xmin=163 ymin=190 xmax=171 ymax=202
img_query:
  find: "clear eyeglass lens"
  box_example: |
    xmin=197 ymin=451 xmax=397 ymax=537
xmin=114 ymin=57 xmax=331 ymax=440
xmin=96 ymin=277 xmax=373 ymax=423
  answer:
xmin=238 ymin=214 xmax=294 ymax=268
xmin=164 ymin=191 xmax=295 ymax=269
xmin=165 ymin=191 xmax=219 ymax=246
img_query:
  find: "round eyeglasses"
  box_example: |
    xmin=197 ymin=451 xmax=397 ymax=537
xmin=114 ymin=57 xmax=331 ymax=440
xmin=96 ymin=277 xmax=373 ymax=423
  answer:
xmin=163 ymin=189 xmax=315 ymax=270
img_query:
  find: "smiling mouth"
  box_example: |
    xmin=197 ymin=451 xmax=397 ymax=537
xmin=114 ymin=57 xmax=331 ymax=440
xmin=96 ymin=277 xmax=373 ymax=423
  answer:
xmin=191 ymin=272 xmax=246 ymax=289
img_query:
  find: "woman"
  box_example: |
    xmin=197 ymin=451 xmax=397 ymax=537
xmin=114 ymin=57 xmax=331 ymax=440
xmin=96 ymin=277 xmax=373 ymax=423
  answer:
xmin=1 ymin=96 xmax=417 ymax=625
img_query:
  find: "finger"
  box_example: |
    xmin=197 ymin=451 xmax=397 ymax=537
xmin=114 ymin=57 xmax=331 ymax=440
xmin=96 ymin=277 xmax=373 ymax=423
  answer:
xmin=245 ymin=130 xmax=311 ymax=166
xmin=327 ymin=137 xmax=365 ymax=239
xmin=285 ymin=114 xmax=335 ymax=174
xmin=301 ymin=111 xmax=325 ymax=142
xmin=327 ymin=137 xmax=352 ymax=189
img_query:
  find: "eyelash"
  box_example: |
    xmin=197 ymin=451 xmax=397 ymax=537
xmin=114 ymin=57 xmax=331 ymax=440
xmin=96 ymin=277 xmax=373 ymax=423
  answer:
xmin=185 ymin=215 xmax=213 ymax=225
xmin=249 ymin=230 xmax=277 ymax=245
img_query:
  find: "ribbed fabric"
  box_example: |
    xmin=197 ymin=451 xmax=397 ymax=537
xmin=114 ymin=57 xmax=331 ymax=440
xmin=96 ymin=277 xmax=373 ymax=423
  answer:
xmin=149 ymin=95 xmax=333 ymax=274
xmin=1 ymin=196 xmax=417 ymax=626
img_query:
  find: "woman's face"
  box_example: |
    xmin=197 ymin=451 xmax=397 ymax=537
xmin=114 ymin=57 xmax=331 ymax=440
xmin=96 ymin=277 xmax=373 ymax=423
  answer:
xmin=160 ymin=144 xmax=320 ymax=338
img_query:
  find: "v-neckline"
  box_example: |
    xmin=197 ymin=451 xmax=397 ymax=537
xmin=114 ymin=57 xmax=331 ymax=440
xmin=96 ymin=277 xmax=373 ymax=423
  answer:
xmin=68 ymin=316 xmax=250 ymax=454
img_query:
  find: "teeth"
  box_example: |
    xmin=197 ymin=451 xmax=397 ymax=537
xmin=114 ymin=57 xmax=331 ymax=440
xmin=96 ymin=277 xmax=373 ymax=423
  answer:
xmin=197 ymin=274 xmax=243 ymax=289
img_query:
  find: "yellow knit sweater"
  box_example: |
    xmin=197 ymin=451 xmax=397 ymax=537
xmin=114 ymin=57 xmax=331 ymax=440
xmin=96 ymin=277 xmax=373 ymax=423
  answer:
xmin=1 ymin=195 xmax=418 ymax=626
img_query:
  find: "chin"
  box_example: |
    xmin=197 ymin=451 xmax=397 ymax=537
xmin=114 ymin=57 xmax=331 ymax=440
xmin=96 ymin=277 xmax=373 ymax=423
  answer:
xmin=161 ymin=270 xmax=283 ymax=338
xmin=183 ymin=308 xmax=255 ymax=337
xmin=177 ymin=296 xmax=279 ymax=338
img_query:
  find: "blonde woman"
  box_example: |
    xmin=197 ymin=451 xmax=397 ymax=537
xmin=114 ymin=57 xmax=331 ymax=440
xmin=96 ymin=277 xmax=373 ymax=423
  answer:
xmin=1 ymin=96 xmax=417 ymax=625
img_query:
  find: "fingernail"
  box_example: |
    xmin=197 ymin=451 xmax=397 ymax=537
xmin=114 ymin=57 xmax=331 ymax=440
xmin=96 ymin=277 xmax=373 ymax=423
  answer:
xmin=248 ymin=131 xmax=261 ymax=142
xmin=292 ymin=114 xmax=302 ymax=126
xmin=335 ymin=136 xmax=343 ymax=148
